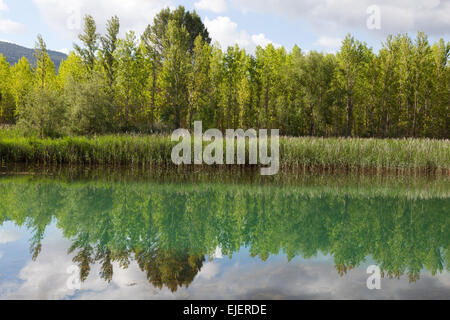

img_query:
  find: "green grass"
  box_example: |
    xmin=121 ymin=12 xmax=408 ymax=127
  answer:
xmin=0 ymin=125 xmax=22 ymax=139
xmin=280 ymin=137 xmax=450 ymax=172
xmin=0 ymin=128 xmax=449 ymax=172
xmin=0 ymin=134 xmax=174 ymax=166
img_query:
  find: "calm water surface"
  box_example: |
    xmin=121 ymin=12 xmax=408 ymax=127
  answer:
xmin=0 ymin=168 xmax=449 ymax=300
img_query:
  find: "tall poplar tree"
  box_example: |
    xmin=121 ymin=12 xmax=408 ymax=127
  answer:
xmin=0 ymin=54 xmax=15 ymax=123
xmin=74 ymin=15 xmax=99 ymax=73
xmin=159 ymin=20 xmax=191 ymax=129
xmin=11 ymin=57 xmax=33 ymax=117
xmin=100 ymin=16 xmax=120 ymax=90
xmin=336 ymin=35 xmax=369 ymax=136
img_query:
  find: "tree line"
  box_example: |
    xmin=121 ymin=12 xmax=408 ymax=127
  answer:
xmin=0 ymin=6 xmax=448 ymax=138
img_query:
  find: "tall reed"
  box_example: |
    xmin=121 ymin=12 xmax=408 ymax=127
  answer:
xmin=1 ymin=132 xmax=449 ymax=172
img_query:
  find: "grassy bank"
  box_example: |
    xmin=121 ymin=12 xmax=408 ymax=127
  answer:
xmin=0 ymin=131 xmax=449 ymax=172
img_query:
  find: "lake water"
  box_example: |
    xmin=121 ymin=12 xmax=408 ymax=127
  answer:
xmin=0 ymin=168 xmax=449 ymax=300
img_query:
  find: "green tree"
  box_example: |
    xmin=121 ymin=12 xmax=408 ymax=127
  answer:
xmin=74 ymin=15 xmax=99 ymax=72
xmin=33 ymin=35 xmax=56 ymax=90
xmin=410 ymin=33 xmax=433 ymax=137
xmin=378 ymin=36 xmax=400 ymax=137
xmin=58 ymin=52 xmax=88 ymax=90
xmin=65 ymin=73 xmax=114 ymax=135
xmin=429 ymin=39 xmax=450 ymax=138
xmin=223 ymin=45 xmax=245 ymax=129
xmin=0 ymin=54 xmax=15 ymax=123
xmin=208 ymin=45 xmax=225 ymax=130
xmin=188 ymin=36 xmax=212 ymax=129
xmin=238 ymin=55 xmax=259 ymax=129
xmin=336 ymin=35 xmax=369 ymax=136
xmin=302 ymin=51 xmax=335 ymax=136
xmin=100 ymin=16 xmax=120 ymax=90
xmin=282 ymin=45 xmax=304 ymax=136
xmin=11 ymin=57 xmax=34 ymax=118
xmin=147 ymin=5 xmax=210 ymax=54
xmin=255 ymin=44 xmax=286 ymax=129
xmin=17 ymin=88 xmax=66 ymax=138
xmin=158 ymin=20 xmax=191 ymax=129
xmin=114 ymin=31 xmax=146 ymax=129
xmin=141 ymin=28 xmax=162 ymax=130
xmin=141 ymin=6 xmax=211 ymax=130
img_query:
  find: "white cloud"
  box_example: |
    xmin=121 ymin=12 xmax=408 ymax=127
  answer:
xmin=195 ymin=0 xmax=228 ymax=14
xmin=251 ymin=33 xmax=280 ymax=48
xmin=204 ymin=16 xmax=279 ymax=52
xmin=0 ymin=1 xmax=26 ymax=34
xmin=58 ymin=48 xmax=70 ymax=55
xmin=0 ymin=19 xmax=26 ymax=34
xmin=0 ymin=229 xmax=23 ymax=244
xmin=6 ymin=237 xmax=109 ymax=299
xmin=0 ymin=0 xmax=7 ymax=12
xmin=314 ymin=36 xmax=343 ymax=49
xmin=33 ymin=0 xmax=173 ymax=39
xmin=197 ymin=262 xmax=220 ymax=280
xmin=204 ymin=16 xmax=250 ymax=49
xmin=231 ymin=0 xmax=450 ymax=36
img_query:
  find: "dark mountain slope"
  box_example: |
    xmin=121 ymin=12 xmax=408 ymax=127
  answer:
xmin=0 ymin=41 xmax=67 ymax=70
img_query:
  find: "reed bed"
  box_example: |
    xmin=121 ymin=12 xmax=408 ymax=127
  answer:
xmin=0 ymin=131 xmax=449 ymax=172
xmin=280 ymin=137 xmax=450 ymax=172
xmin=0 ymin=134 xmax=174 ymax=166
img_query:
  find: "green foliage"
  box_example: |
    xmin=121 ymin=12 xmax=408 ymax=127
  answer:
xmin=189 ymin=36 xmax=212 ymax=128
xmin=58 ymin=52 xmax=88 ymax=88
xmin=11 ymin=57 xmax=33 ymax=114
xmin=144 ymin=5 xmax=211 ymax=54
xmin=0 ymin=7 xmax=447 ymax=139
xmin=16 ymin=87 xmax=66 ymax=138
xmin=33 ymin=34 xmax=57 ymax=90
xmin=100 ymin=15 xmax=120 ymax=90
xmin=0 ymin=54 xmax=15 ymax=123
xmin=64 ymin=73 xmax=114 ymax=135
xmin=114 ymin=31 xmax=147 ymax=130
xmin=159 ymin=20 xmax=191 ymax=129
xmin=74 ymin=15 xmax=99 ymax=72
xmin=335 ymin=35 xmax=371 ymax=136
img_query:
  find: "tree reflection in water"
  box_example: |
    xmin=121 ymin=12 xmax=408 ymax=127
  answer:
xmin=0 ymin=171 xmax=448 ymax=291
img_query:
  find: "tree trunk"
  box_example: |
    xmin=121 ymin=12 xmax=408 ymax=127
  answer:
xmin=151 ymin=66 xmax=156 ymax=130
xmin=412 ymin=92 xmax=417 ymax=137
xmin=264 ymin=79 xmax=270 ymax=129
xmin=309 ymin=104 xmax=314 ymax=136
xmin=346 ymin=94 xmax=353 ymax=137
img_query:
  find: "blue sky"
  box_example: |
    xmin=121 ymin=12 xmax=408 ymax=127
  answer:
xmin=0 ymin=0 xmax=449 ymax=54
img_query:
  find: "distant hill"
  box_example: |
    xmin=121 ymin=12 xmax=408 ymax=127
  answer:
xmin=0 ymin=41 xmax=67 ymax=70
